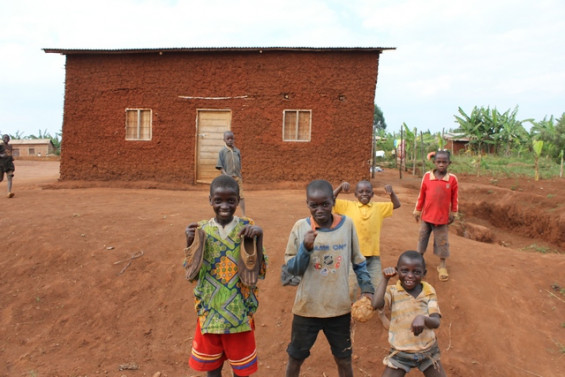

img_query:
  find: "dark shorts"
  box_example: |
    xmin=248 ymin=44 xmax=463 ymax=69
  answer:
xmin=286 ymin=313 xmax=352 ymax=360
xmin=384 ymin=342 xmax=441 ymax=373
xmin=0 ymin=157 xmax=15 ymax=178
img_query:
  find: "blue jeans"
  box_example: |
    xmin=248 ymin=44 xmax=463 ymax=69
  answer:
xmin=349 ymin=256 xmax=381 ymax=301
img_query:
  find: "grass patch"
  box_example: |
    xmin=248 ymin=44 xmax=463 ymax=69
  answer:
xmin=523 ymin=244 xmax=559 ymax=254
xmin=449 ymin=153 xmax=562 ymax=179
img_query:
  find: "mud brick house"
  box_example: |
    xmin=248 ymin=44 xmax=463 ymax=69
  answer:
xmin=10 ymin=139 xmax=56 ymax=157
xmin=44 ymin=47 xmax=393 ymax=184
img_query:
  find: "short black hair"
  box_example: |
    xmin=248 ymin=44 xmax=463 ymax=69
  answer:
xmin=355 ymin=180 xmax=373 ymax=191
xmin=397 ymin=250 xmax=426 ymax=271
xmin=434 ymin=149 xmax=451 ymax=161
xmin=306 ymin=179 xmax=333 ymax=198
xmin=210 ymin=175 xmax=239 ymax=197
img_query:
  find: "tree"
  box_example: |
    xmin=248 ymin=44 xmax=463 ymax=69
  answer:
xmin=373 ymin=104 xmax=387 ymax=132
xmin=529 ymin=113 xmax=565 ymax=161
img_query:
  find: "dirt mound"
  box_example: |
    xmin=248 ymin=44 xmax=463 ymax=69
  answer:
xmin=1 ymin=162 xmax=564 ymax=377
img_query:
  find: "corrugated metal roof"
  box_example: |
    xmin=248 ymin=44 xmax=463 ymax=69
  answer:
xmin=43 ymin=47 xmax=395 ymax=55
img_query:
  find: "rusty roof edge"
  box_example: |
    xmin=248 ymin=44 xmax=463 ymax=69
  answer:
xmin=43 ymin=47 xmax=396 ymax=55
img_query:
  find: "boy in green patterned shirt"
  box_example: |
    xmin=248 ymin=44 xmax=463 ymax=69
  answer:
xmin=184 ymin=175 xmax=267 ymax=377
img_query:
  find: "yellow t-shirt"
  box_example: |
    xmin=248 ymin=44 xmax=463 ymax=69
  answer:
xmin=333 ymin=199 xmax=393 ymax=257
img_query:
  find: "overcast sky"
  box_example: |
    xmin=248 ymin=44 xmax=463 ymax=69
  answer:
xmin=1 ymin=0 xmax=564 ymax=137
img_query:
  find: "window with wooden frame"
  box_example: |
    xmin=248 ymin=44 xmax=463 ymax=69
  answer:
xmin=125 ymin=108 xmax=152 ymax=141
xmin=283 ymin=110 xmax=311 ymax=142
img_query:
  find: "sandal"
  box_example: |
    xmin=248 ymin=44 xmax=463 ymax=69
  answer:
xmin=437 ymin=266 xmax=449 ymax=282
xmin=183 ymin=227 xmax=205 ymax=282
xmin=238 ymin=236 xmax=263 ymax=287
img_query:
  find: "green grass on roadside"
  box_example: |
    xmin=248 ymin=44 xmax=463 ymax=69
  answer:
xmin=448 ymin=154 xmax=562 ymax=179
xmin=383 ymin=152 xmax=563 ymax=179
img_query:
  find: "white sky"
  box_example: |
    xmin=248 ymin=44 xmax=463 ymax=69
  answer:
xmin=1 ymin=0 xmax=564 ymax=137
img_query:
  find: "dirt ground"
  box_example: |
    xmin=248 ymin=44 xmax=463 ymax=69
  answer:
xmin=1 ymin=160 xmax=564 ymax=377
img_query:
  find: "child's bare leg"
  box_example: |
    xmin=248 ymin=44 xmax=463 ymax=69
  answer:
xmin=333 ymin=356 xmax=353 ymax=377
xmin=7 ymin=173 xmax=13 ymax=193
xmin=285 ymin=356 xmax=304 ymax=377
xmin=382 ymin=366 xmax=406 ymax=377
xmin=423 ymin=360 xmax=447 ymax=377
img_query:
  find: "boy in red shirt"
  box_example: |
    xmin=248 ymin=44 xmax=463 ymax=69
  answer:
xmin=413 ymin=150 xmax=458 ymax=282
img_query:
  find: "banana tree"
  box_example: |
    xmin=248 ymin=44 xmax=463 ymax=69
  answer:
xmin=402 ymin=123 xmax=417 ymax=174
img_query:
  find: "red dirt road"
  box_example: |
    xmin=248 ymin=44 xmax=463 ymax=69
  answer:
xmin=1 ymin=161 xmax=564 ymax=377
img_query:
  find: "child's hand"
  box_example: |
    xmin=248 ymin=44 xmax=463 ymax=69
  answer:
xmin=238 ymin=225 xmax=263 ymax=239
xmin=303 ymin=230 xmax=318 ymax=251
xmin=384 ymin=184 xmax=393 ymax=195
xmin=382 ymin=267 xmax=397 ymax=279
xmin=413 ymin=210 xmax=421 ymax=222
xmin=341 ymin=182 xmax=351 ymax=193
xmin=411 ymin=315 xmax=427 ymax=336
xmin=185 ymin=223 xmax=199 ymax=247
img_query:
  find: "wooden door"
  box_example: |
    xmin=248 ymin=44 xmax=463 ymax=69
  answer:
xmin=196 ymin=110 xmax=231 ymax=183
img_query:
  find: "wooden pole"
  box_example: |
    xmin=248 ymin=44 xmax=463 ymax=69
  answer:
xmin=399 ymin=126 xmax=403 ymax=179
xmin=421 ymin=131 xmax=425 ymax=177
xmin=412 ymin=128 xmax=417 ymax=176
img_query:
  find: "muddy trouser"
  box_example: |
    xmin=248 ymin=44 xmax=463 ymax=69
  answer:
xmin=417 ymin=221 xmax=450 ymax=258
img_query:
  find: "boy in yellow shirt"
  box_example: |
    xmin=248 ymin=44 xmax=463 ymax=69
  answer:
xmin=333 ymin=180 xmax=400 ymax=327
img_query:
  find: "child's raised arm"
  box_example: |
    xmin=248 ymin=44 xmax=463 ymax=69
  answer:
xmin=384 ymin=184 xmax=401 ymax=209
xmin=372 ymin=267 xmax=397 ymax=309
xmin=333 ymin=181 xmax=350 ymax=198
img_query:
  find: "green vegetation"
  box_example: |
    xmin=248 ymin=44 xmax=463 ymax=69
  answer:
xmin=374 ymin=104 xmax=565 ymax=180
xmin=522 ymin=244 xmax=560 ymax=254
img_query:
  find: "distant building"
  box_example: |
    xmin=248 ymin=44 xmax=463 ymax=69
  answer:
xmin=10 ymin=139 xmax=56 ymax=157
xmin=45 ymin=47 xmax=394 ymax=184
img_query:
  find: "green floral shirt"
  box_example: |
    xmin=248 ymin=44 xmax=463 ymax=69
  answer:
xmin=193 ymin=217 xmax=267 ymax=334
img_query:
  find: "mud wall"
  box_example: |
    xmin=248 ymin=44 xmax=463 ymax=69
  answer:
xmin=59 ymin=50 xmax=380 ymax=184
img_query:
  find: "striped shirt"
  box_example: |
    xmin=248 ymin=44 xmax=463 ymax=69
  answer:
xmin=384 ymin=280 xmax=441 ymax=352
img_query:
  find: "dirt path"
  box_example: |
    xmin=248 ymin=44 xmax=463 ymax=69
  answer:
xmin=1 ymin=161 xmax=564 ymax=377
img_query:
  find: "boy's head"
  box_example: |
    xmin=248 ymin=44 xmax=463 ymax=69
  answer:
xmin=396 ymin=250 xmax=426 ymax=291
xmin=223 ymin=131 xmax=235 ymax=148
xmin=2 ymin=134 xmax=9 ymax=143
xmin=209 ymin=175 xmax=240 ymax=225
xmin=433 ymin=150 xmax=451 ymax=174
xmin=354 ymin=180 xmax=374 ymax=205
xmin=306 ymin=180 xmax=334 ymax=228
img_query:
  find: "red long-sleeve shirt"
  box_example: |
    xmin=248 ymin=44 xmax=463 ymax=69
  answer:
xmin=415 ymin=171 xmax=459 ymax=225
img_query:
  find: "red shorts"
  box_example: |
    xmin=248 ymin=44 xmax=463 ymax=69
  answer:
xmin=189 ymin=320 xmax=258 ymax=375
